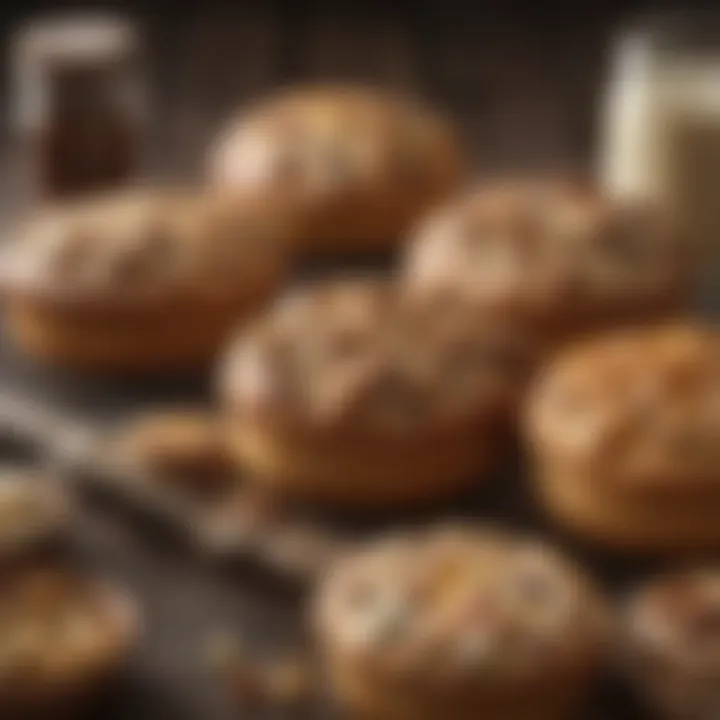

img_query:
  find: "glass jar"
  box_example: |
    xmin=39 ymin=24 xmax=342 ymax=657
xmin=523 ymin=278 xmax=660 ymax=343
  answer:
xmin=11 ymin=13 xmax=146 ymax=200
xmin=599 ymin=11 xmax=720 ymax=311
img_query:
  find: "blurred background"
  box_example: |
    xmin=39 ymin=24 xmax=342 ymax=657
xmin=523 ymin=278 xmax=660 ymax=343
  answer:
xmin=0 ymin=0 xmax=659 ymax=211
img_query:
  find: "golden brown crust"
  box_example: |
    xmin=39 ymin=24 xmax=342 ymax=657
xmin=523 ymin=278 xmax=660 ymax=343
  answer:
xmin=0 ymin=468 xmax=71 ymax=557
xmin=0 ymin=567 xmax=140 ymax=714
xmin=401 ymin=178 xmax=690 ymax=342
xmin=315 ymin=525 xmax=609 ymax=719
xmin=526 ymin=324 xmax=720 ymax=551
xmin=222 ymin=279 xmax=536 ymax=435
xmin=0 ymin=189 xmax=291 ymax=373
xmin=623 ymin=569 xmax=720 ymax=719
xmin=220 ymin=279 xmax=538 ymax=507
xmin=208 ymin=84 xmax=466 ymax=252
xmin=0 ymin=188 xmax=290 ymax=307
xmin=112 ymin=410 xmax=237 ymax=493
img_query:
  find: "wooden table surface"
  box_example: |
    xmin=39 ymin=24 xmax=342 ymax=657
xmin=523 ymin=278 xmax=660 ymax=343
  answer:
xmin=0 ymin=5 xmax=652 ymax=719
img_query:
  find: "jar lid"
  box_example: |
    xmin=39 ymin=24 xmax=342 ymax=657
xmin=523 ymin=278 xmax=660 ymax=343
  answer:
xmin=11 ymin=13 xmax=143 ymax=131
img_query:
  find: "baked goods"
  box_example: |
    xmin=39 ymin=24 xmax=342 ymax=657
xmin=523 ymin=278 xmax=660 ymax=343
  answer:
xmin=401 ymin=178 xmax=689 ymax=344
xmin=220 ymin=279 xmax=537 ymax=508
xmin=0 ymin=567 xmax=140 ymax=715
xmin=111 ymin=410 xmax=237 ymax=495
xmin=622 ymin=569 xmax=720 ymax=719
xmin=208 ymin=85 xmax=465 ymax=253
xmin=526 ymin=324 xmax=720 ymax=551
xmin=0 ymin=468 xmax=71 ymax=559
xmin=0 ymin=188 xmax=291 ymax=374
xmin=314 ymin=525 xmax=609 ymax=719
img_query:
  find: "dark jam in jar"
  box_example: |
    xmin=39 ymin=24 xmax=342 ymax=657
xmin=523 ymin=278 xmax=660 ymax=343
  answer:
xmin=13 ymin=15 xmax=145 ymax=200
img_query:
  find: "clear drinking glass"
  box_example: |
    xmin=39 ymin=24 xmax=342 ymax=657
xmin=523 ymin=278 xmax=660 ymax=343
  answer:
xmin=599 ymin=11 xmax=720 ymax=312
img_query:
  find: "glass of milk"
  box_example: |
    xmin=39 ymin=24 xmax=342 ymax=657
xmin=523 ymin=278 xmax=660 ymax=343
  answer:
xmin=599 ymin=11 xmax=720 ymax=313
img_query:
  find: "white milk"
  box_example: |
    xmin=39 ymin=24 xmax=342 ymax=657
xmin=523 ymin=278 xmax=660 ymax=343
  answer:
xmin=600 ymin=34 xmax=720 ymax=309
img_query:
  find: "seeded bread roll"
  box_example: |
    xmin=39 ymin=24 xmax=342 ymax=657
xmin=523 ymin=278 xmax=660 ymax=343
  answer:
xmin=208 ymin=85 xmax=465 ymax=253
xmin=622 ymin=569 xmax=720 ymax=719
xmin=315 ymin=525 xmax=609 ymax=719
xmin=220 ymin=279 xmax=538 ymax=508
xmin=401 ymin=179 xmax=689 ymax=344
xmin=526 ymin=324 xmax=720 ymax=551
xmin=0 ymin=188 xmax=291 ymax=374
xmin=0 ymin=567 xmax=140 ymax=715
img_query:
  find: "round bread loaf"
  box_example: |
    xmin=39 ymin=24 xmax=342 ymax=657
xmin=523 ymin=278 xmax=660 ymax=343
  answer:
xmin=0 ymin=567 xmax=140 ymax=714
xmin=526 ymin=324 xmax=720 ymax=551
xmin=622 ymin=569 xmax=720 ymax=719
xmin=0 ymin=188 xmax=292 ymax=374
xmin=402 ymin=179 xmax=690 ymax=344
xmin=208 ymin=85 xmax=465 ymax=253
xmin=220 ymin=279 xmax=538 ymax=508
xmin=315 ymin=524 xmax=609 ymax=719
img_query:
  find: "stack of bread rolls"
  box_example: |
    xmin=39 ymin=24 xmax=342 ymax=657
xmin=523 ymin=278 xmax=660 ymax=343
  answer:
xmin=0 ymin=82 xmax=717 ymax=719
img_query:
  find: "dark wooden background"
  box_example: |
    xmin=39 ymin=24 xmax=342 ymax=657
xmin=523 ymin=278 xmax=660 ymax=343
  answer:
xmin=0 ymin=3 xmax=665 ymax=719
xmin=0 ymin=1 xmax=650 ymax=205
